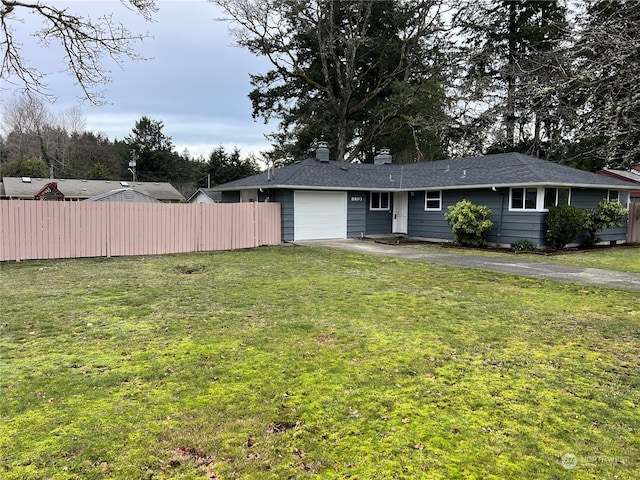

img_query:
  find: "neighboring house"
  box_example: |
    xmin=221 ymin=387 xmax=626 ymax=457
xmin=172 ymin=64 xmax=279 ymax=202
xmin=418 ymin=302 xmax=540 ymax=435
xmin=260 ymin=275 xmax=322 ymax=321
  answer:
xmin=34 ymin=181 xmax=65 ymax=201
xmin=597 ymin=167 xmax=640 ymax=203
xmin=0 ymin=177 xmax=184 ymax=203
xmin=84 ymin=188 xmax=161 ymax=203
xmin=212 ymin=149 xmax=637 ymax=247
xmin=186 ymin=188 xmax=222 ymax=204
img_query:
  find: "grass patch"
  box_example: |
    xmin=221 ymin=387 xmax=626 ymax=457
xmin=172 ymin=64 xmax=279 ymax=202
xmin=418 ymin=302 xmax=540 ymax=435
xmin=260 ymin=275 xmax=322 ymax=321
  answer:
xmin=412 ymin=243 xmax=640 ymax=274
xmin=1 ymin=246 xmax=639 ymax=479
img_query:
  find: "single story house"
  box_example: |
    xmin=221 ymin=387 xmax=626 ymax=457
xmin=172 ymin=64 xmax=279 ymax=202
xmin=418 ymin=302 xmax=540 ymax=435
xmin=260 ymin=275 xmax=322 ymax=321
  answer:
xmin=186 ymin=188 xmax=222 ymax=204
xmin=597 ymin=167 xmax=640 ymax=203
xmin=1 ymin=177 xmax=184 ymax=203
xmin=212 ymin=149 xmax=637 ymax=247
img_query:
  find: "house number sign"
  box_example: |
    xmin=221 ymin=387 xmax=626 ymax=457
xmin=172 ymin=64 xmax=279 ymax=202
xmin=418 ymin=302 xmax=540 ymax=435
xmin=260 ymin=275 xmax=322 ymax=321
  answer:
xmin=351 ymin=196 xmax=364 ymax=202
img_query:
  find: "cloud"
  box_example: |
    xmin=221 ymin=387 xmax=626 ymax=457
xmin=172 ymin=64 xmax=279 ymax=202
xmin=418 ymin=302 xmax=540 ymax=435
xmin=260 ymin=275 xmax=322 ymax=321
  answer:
xmin=3 ymin=0 xmax=275 ymax=158
xmin=85 ymin=111 xmax=271 ymax=158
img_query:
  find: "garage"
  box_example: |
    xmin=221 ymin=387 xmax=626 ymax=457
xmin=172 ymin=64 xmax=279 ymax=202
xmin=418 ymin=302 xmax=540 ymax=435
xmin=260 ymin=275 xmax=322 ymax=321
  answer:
xmin=294 ymin=190 xmax=347 ymax=240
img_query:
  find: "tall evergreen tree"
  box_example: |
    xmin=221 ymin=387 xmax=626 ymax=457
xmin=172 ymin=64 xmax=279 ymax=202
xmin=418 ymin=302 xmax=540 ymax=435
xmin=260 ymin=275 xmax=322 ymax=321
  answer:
xmin=215 ymin=0 xmax=449 ymax=163
xmin=197 ymin=146 xmax=259 ymax=187
xmin=568 ymin=0 xmax=640 ymax=169
xmin=455 ymin=1 xmax=570 ymax=158
xmin=123 ymin=116 xmax=176 ymax=181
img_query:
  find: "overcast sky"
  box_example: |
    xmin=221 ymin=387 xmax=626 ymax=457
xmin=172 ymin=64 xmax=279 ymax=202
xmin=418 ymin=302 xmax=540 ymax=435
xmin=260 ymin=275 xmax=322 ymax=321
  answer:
xmin=2 ymin=0 xmax=274 ymax=159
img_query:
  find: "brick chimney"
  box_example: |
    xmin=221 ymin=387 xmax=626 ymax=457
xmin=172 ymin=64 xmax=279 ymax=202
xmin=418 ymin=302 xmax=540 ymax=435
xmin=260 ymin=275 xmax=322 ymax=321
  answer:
xmin=316 ymin=142 xmax=330 ymax=162
xmin=374 ymin=148 xmax=392 ymax=165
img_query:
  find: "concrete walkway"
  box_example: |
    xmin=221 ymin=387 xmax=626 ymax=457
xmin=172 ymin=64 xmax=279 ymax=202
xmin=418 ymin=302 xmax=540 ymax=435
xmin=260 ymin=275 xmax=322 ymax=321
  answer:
xmin=295 ymin=239 xmax=640 ymax=292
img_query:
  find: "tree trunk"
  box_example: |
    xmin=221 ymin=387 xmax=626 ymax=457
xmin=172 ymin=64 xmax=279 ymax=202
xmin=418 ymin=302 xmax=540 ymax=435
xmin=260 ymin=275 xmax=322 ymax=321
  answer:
xmin=505 ymin=1 xmax=517 ymax=149
xmin=335 ymin=115 xmax=348 ymax=162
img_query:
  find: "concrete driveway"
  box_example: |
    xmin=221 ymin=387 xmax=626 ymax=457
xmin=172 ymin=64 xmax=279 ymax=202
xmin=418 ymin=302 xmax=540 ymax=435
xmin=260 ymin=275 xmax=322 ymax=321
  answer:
xmin=295 ymin=239 xmax=640 ymax=292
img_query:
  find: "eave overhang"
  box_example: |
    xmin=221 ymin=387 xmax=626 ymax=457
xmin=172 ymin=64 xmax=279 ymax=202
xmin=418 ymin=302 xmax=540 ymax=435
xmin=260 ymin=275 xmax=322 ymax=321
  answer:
xmin=214 ymin=181 xmax=637 ymax=192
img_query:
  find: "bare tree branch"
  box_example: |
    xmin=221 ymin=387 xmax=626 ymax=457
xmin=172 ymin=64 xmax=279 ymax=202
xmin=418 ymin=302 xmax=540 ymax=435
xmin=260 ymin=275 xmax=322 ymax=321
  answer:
xmin=1 ymin=0 xmax=157 ymax=105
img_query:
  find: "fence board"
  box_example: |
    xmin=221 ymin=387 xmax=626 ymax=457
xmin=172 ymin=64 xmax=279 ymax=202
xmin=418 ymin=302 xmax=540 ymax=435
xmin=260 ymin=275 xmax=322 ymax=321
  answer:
xmin=0 ymin=200 xmax=281 ymax=261
xmin=77 ymin=203 xmax=86 ymax=258
xmin=0 ymin=202 xmax=6 ymax=261
xmin=0 ymin=201 xmax=15 ymax=261
xmin=42 ymin=203 xmax=48 ymax=259
xmin=47 ymin=202 xmax=56 ymax=259
xmin=628 ymin=204 xmax=640 ymax=244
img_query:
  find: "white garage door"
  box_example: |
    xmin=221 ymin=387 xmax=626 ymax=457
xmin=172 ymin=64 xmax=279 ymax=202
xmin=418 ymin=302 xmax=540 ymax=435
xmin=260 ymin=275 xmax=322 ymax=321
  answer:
xmin=294 ymin=191 xmax=347 ymax=240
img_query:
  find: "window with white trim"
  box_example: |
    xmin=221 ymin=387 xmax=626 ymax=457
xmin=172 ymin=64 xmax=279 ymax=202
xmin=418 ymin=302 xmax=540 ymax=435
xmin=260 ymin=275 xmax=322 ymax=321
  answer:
xmin=608 ymin=189 xmax=630 ymax=208
xmin=510 ymin=187 xmax=538 ymax=210
xmin=425 ymin=190 xmax=442 ymax=210
xmin=543 ymin=187 xmax=570 ymax=209
xmin=370 ymin=191 xmax=390 ymax=210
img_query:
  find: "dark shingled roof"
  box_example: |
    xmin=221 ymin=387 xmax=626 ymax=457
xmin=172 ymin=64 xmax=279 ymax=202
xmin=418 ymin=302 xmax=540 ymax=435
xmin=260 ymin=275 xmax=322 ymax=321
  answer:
xmin=213 ymin=152 xmax=638 ymax=191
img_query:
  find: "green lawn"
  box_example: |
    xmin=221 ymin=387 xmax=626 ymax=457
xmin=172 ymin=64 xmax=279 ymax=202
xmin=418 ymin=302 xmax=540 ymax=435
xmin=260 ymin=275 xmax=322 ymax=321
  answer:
xmin=1 ymin=246 xmax=638 ymax=479
xmin=411 ymin=243 xmax=640 ymax=274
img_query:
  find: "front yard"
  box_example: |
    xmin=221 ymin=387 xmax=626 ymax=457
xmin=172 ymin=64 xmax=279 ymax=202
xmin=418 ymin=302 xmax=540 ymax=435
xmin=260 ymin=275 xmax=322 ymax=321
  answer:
xmin=1 ymin=246 xmax=638 ymax=479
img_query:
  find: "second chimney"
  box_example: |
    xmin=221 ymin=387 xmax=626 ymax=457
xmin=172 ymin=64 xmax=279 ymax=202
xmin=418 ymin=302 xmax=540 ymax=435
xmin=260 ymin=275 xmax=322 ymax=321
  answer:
xmin=316 ymin=142 xmax=330 ymax=162
xmin=374 ymin=148 xmax=392 ymax=165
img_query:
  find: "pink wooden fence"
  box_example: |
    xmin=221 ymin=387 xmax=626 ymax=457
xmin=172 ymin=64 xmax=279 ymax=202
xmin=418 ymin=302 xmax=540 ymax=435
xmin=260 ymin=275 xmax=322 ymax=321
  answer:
xmin=0 ymin=201 xmax=281 ymax=262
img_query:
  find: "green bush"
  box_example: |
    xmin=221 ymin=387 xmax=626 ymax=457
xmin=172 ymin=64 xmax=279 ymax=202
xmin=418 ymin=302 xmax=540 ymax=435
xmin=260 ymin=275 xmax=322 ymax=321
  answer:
xmin=0 ymin=156 xmax=48 ymax=178
xmin=512 ymin=238 xmax=536 ymax=252
xmin=546 ymin=205 xmax=584 ymax=250
xmin=444 ymin=199 xmax=493 ymax=247
xmin=583 ymin=199 xmax=628 ymax=246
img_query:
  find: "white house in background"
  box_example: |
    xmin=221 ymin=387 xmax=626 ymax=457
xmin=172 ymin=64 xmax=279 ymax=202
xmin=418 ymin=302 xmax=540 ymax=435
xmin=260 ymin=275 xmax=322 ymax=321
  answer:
xmin=186 ymin=188 xmax=222 ymax=204
xmin=84 ymin=188 xmax=161 ymax=203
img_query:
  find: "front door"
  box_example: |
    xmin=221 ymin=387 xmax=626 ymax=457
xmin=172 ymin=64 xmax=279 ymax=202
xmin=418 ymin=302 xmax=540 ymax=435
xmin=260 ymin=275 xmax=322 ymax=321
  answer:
xmin=392 ymin=192 xmax=408 ymax=234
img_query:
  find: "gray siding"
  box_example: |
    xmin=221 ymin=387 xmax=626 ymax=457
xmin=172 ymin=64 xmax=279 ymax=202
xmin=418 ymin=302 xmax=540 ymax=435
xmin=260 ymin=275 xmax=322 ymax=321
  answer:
xmin=365 ymin=191 xmax=393 ymax=234
xmin=596 ymin=224 xmax=627 ymax=244
xmin=221 ymin=191 xmax=240 ymax=202
xmin=347 ymin=191 xmax=367 ymax=238
xmin=272 ymin=190 xmax=294 ymax=241
xmin=408 ymin=186 xmax=628 ymax=246
xmin=407 ymin=192 xmax=451 ymax=240
xmin=408 ymin=189 xmax=510 ymax=241
xmin=571 ymin=188 xmax=627 ymax=244
xmin=408 ymin=188 xmax=548 ymax=246
xmin=495 ymin=211 xmax=546 ymax=246
xmin=598 ymin=225 xmax=628 ymax=244
xmin=486 ymin=188 xmax=546 ymax=246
